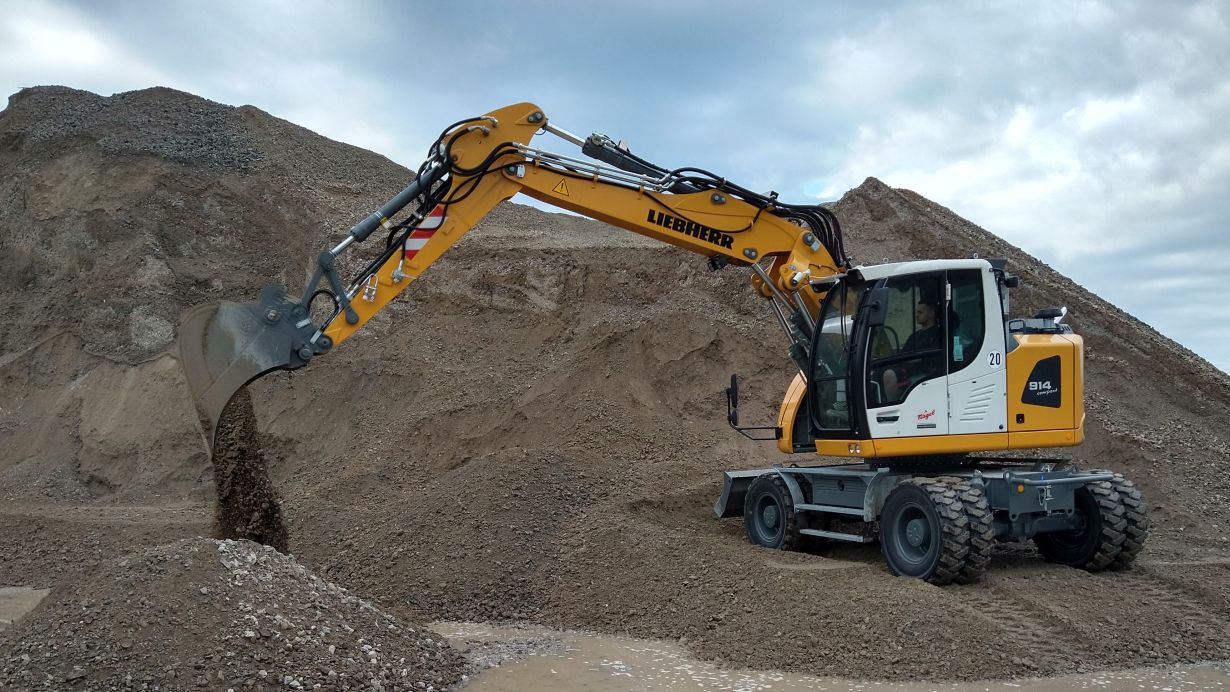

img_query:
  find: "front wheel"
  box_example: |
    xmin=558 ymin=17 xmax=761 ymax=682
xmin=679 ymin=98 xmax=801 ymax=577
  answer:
xmin=879 ymin=478 xmax=970 ymax=585
xmin=743 ymin=473 xmax=802 ymax=550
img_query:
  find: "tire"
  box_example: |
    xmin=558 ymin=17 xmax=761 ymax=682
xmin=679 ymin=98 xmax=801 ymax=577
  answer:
xmin=951 ymin=478 xmax=994 ymax=584
xmin=1104 ymin=472 xmax=1148 ymax=570
xmin=879 ymin=478 xmax=970 ymax=585
xmin=1034 ymin=480 xmax=1126 ymax=571
xmin=743 ymin=473 xmax=802 ymax=550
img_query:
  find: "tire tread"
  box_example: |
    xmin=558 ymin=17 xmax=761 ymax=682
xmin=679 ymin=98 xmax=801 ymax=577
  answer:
xmin=743 ymin=473 xmax=802 ymax=551
xmin=1103 ymin=472 xmax=1149 ymax=570
xmin=889 ymin=477 xmax=970 ymax=586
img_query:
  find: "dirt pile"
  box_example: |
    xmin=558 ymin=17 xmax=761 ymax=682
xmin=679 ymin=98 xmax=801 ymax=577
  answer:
xmin=0 ymin=538 xmax=463 ymax=690
xmin=1 ymin=86 xmax=1229 ymax=684
xmin=0 ymin=85 xmax=412 ymax=504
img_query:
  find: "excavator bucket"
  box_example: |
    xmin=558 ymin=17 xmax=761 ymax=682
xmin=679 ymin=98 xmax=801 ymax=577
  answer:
xmin=177 ymin=286 xmax=316 ymax=448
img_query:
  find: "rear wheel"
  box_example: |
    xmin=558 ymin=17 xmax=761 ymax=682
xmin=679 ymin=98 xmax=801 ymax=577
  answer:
xmin=743 ymin=473 xmax=802 ymax=550
xmin=879 ymin=478 xmax=970 ymax=585
xmin=1034 ymin=480 xmax=1126 ymax=571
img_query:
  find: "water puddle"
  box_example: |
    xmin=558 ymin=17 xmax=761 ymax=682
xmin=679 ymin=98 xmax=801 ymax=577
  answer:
xmin=0 ymin=586 xmax=49 ymax=631
xmin=433 ymin=621 xmax=1229 ymax=691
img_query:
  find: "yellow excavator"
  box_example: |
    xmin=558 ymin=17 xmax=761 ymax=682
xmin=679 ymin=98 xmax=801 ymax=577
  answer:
xmin=179 ymin=102 xmax=1147 ymax=585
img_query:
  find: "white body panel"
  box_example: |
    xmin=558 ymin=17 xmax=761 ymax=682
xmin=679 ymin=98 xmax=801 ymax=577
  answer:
xmin=862 ymin=262 xmax=1008 ymax=440
xmin=866 ymin=378 xmax=949 ymax=438
xmin=947 ymin=374 xmax=1007 ymax=434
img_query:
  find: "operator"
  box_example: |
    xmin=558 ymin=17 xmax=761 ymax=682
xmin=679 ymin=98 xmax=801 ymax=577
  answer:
xmin=903 ymin=301 xmax=941 ymax=351
xmin=882 ymin=301 xmax=942 ymax=398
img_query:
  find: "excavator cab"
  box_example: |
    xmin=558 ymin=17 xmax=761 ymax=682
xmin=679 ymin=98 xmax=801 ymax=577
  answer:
xmin=798 ymin=258 xmax=1077 ymax=459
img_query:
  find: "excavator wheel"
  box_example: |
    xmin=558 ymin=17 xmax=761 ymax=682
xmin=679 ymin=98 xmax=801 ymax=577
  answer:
xmin=879 ymin=478 xmax=971 ymax=585
xmin=1104 ymin=472 xmax=1149 ymax=570
xmin=951 ymin=478 xmax=995 ymax=584
xmin=743 ymin=473 xmax=802 ymax=550
xmin=1034 ymin=480 xmax=1126 ymax=571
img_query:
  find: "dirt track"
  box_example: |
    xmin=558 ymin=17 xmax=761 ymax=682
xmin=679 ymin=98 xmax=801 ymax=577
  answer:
xmin=2 ymin=86 xmax=1229 ymax=688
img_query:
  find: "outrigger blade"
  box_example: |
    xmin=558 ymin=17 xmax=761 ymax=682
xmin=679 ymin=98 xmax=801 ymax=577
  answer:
xmin=177 ymin=285 xmax=323 ymax=448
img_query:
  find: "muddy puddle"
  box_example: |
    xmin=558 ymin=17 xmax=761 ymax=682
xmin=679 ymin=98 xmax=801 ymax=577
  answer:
xmin=433 ymin=621 xmax=1230 ymax=691
xmin=0 ymin=587 xmax=49 ymax=632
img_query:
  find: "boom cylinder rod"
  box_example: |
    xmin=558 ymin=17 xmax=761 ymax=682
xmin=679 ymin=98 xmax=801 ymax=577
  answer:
xmin=346 ymin=160 xmax=443 ymax=243
xmin=792 ymin=292 xmax=815 ymax=333
xmin=542 ymin=122 xmax=586 ymax=148
xmin=751 ymin=262 xmax=792 ymax=306
xmin=752 ymin=262 xmax=800 ymax=344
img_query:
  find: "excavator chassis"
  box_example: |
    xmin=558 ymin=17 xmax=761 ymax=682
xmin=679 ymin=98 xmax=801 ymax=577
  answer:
xmin=715 ymin=461 xmax=1147 ymax=584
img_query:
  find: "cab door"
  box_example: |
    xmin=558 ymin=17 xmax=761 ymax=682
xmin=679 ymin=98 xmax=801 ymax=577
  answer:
xmin=863 ymin=273 xmax=949 ymax=438
xmin=945 ymin=268 xmax=1007 ymax=435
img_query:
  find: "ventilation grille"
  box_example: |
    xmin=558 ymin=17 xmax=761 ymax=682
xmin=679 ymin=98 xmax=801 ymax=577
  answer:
xmin=959 ymin=383 xmax=996 ymax=422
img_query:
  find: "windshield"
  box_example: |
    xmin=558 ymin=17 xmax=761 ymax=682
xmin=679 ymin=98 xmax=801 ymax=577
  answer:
xmin=811 ymin=280 xmax=861 ymax=432
xmin=814 ymin=283 xmax=860 ymax=377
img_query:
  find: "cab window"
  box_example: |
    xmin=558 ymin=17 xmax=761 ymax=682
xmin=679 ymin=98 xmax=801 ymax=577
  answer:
xmin=947 ymin=269 xmax=985 ymax=375
xmin=866 ymin=273 xmax=945 ymax=407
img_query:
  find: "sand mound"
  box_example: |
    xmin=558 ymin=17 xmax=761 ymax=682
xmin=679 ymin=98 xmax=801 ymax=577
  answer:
xmin=0 ymin=538 xmax=463 ymax=690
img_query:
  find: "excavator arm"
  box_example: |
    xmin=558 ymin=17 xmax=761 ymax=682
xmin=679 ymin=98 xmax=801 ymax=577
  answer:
xmin=179 ymin=102 xmax=848 ymax=446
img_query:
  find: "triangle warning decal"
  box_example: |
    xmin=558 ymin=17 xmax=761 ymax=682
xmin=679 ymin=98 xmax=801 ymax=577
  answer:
xmin=552 ymin=179 xmax=570 ymax=196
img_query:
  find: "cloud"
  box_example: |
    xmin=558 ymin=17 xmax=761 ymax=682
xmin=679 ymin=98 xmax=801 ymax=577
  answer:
xmin=0 ymin=0 xmax=168 ymax=96
xmin=780 ymin=1 xmax=1229 ymax=369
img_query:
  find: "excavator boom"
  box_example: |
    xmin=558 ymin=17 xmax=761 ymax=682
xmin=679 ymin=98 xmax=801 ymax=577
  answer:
xmin=179 ymin=102 xmax=846 ymax=446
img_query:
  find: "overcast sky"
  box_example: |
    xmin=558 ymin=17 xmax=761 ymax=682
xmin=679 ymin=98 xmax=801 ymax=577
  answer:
xmin=3 ymin=0 xmax=1228 ymax=371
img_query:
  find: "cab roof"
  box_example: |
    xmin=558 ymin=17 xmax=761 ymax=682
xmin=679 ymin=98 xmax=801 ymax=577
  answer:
xmin=850 ymin=258 xmax=993 ymax=282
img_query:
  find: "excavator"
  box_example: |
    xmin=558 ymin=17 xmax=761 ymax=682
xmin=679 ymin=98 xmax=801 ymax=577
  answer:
xmin=179 ymin=102 xmax=1148 ymax=585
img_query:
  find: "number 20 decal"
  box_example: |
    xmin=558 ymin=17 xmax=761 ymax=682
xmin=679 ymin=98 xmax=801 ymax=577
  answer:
xmin=987 ymin=351 xmax=1003 ymax=367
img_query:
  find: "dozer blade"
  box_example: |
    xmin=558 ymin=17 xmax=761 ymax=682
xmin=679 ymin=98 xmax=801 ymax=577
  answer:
xmin=178 ymin=286 xmax=317 ymax=448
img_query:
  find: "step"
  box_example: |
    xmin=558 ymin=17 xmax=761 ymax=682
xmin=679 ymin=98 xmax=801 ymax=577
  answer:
xmin=800 ymin=528 xmax=873 ymax=543
xmin=795 ymin=503 xmax=865 ymax=517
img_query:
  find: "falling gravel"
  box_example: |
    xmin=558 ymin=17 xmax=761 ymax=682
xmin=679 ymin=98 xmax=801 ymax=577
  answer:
xmin=210 ymin=389 xmax=289 ymax=552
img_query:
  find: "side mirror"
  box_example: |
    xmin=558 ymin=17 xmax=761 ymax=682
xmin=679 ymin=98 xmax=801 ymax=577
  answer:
xmin=864 ymin=286 xmax=890 ymax=327
xmin=722 ymin=373 xmax=782 ymax=441
xmin=726 ymin=374 xmax=740 ymax=426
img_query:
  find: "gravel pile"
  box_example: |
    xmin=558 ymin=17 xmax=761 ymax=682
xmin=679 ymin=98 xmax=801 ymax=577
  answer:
xmin=5 ymin=86 xmax=261 ymax=171
xmin=0 ymin=538 xmax=463 ymax=691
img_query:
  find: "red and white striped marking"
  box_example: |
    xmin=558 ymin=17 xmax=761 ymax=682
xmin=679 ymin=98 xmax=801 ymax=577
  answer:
xmin=403 ymin=206 xmax=445 ymax=259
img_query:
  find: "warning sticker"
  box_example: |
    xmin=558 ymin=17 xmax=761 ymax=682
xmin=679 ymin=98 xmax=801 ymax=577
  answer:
xmin=552 ymin=179 xmax=570 ymax=196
